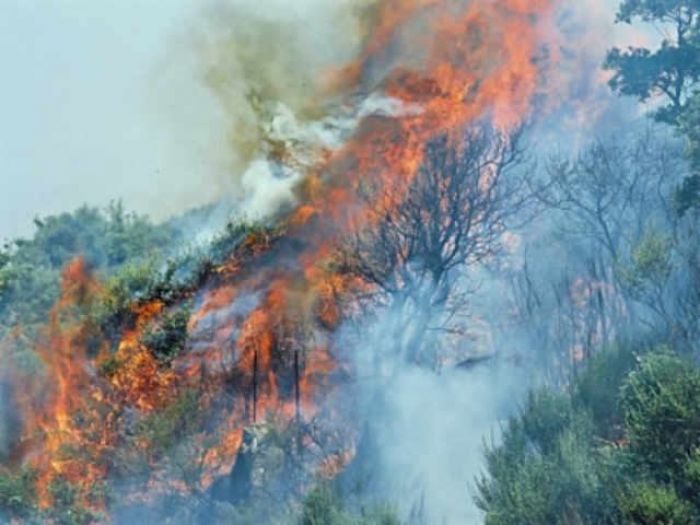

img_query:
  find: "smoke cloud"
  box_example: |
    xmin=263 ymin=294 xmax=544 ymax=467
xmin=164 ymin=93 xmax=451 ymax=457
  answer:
xmin=150 ymin=0 xmax=376 ymax=223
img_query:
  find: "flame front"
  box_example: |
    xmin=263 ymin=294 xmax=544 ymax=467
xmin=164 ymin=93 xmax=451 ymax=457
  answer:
xmin=3 ymin=0 xmax=558 ymax=518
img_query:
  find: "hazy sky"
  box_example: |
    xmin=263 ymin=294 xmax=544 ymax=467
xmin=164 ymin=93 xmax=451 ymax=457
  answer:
xmin=0 ymin=0 xmax=230 ymax=241
xmin=0 ymin=0 xmax=636 ymax=242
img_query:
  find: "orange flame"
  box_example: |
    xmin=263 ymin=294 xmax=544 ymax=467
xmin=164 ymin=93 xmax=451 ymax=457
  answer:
xmin=3 ymin=0 xmax=559 ymax=517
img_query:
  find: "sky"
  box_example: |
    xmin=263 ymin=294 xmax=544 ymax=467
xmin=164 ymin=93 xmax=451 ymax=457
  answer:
xmin=0 ymin=0 xmax=230 ymax=241
xmin=0 ymin=0 xmax=640 ymax=242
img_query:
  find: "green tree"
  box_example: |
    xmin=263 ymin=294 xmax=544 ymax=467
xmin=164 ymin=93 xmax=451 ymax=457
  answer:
xmin=620 ymin=351 xmax=700 ymax=490
xmin=0 ymin=203 xmax=177 ymax=336
xmin=605 ymin=0 xmax=700 ymax=213
xmin=477 ymin=348 xmax=700 ymax=524
xmin=619 ymin=484 xmax=694 ymax=525
xmin=605 ymin=0 xmax=700 ymax=124
xmin=677 ymin=94 xmax=700 ymax=212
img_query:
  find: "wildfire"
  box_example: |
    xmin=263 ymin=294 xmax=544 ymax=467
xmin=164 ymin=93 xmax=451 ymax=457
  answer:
xmin=19 ymin=259 xmax=108 ymax=509
xmin=1 ymin=0 xmax=558 ymax=519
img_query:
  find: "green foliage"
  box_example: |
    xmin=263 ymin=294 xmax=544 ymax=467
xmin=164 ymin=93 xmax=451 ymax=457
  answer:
xmin=92 ymin=219 xmax=268 ymax=345
xmin=477 ymin=347 xmax=700 ymax=524
xmin=679 ymin=92 xmax=700 ymax=164
xmin=621 ymin=351 xmax=700 ymax=484
xmin=519 ymin=389 xmax=574 ymax=455
xmin=298 ymin=485 xmax=401 ymax=525
xmin=606 ymin=1 xmax=700 ymax=213
xmin=0 ymin=203 xmax=176 ymax=336
xmin=574 ymin=344 xmax=637 ymax=440
xmin=93 ymin=259 xmax=162 ymax=338
xmin=605 ymin=1 xmax=700 ymax=124
xmin=619 ymin=232 xmax=674 ymax=292
xmin=476 ymin=391 xmax=618 ymax=525
xmin=47 ymin=476 xmax=101 ymax=525
xmin=299 ymin=485 xmax=352 ymax=525
xmin=0 ymin=257 xmax=59 ymax=329
xmin=210 ymin=219 xmax=275 ymax=264
xmin=141 ymin=304 xmax=191 ymax=363
xmin=674 ymin=173 xmax=700 ymax=215
xmin=0 ymin=208 xmax=262 ymax=347
xmin=0 ymin=469 xmax=36 ymax=519
xmin=676 ymin=94 xmax=700 ymax=213
xmin=616 ymin=0 xmax=700 ymax=23
xmin=619 ymin=483 xmax=694 ymax=525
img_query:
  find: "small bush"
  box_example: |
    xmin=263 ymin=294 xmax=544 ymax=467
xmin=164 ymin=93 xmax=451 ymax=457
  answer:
xmin=619 ymin=484 xmax=694 ymax=525
xmin=299 ymin=485 xmax=351 ymax=525
xmin=0 ymin=469 xmax=36 ymax=519
xmin=298 ymin=485 xmax=400 ymax=525
xmin=141 ymin=304 xmax=191 ymax=363
xmin=620 ymin=351 xmax=700 ymax=483
xmin=47 ymin=476 xmax=99 ymax=525
xmin=574 ymin=344 xmax=637 ymax=440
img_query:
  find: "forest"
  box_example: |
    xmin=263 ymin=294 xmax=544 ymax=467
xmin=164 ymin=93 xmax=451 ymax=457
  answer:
xmin=1 ymin=0 xmax=699 ymax=523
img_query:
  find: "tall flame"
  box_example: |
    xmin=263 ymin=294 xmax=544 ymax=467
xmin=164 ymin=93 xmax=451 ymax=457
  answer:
xmin=3 ymin=0 xmax=558 ymax=518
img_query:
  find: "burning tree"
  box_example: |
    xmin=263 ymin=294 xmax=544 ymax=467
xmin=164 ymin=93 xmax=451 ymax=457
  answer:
xmin=343 ymin=125 xmax=531 ymax=367
xmin=0 ymin=0 xmax=561 ymax=521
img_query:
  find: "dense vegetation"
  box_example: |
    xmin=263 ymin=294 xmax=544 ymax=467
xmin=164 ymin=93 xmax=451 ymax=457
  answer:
xmin=476 ymin=346 xmax=700 ymax=524
xmin=477 ymin=2 xmax=700 ymax=522
xmin=298 ymin=486 xmax=399 ymax=525
xmin=605 ymin=0 xmax=700 ymax=214
xmin=0 ymin=202 xmax=176 ymax=334
xmin=1 ymin=0 xmax=700 ymax=523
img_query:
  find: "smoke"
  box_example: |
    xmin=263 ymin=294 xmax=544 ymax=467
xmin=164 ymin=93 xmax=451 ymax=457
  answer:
xmin=374 ymin=364 xmax=522 ymax=523
xmin=5 ymin=0 xmax=678 ymax=522
xmin=338 ymin=280 xmax=530 ymax=523
xmin=315 ymin=3 xmax=668 ymax=521
xmin=150 ymin=0 xmax=375 ymax=223
xmin=162 ymin=3 xmax=563 ymax=519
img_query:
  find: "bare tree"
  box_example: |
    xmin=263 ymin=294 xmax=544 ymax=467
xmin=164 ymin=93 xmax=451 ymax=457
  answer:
xmin=510 ymin=129 xmax=694 ymax=373
xmin=341 ymin=125 xmax=532 ymax=368
xmin=536 ymin=131 xmax=681 ymax=261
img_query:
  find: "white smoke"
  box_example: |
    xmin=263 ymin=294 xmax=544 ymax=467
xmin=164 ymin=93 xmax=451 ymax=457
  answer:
xmin=338 ymin=278 xmax=530 ymax=524
xmin=150 ymin=0 xmax=371 ymax=222
xmin=370 ymin=364 xmax=523 ymax=523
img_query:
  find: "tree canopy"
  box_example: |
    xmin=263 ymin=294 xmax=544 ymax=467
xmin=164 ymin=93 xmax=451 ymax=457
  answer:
xmin=605 ymin=0 xmax=700 ymax=213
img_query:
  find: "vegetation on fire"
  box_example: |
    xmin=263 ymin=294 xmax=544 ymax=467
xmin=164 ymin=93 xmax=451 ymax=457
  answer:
xmin=476 ymin=2 xmax=700 ymax=523
xmin=1 ymin=0 xmax=700 ymax=523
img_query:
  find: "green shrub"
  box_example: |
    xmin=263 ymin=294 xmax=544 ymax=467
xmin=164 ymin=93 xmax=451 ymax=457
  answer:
xmin=141 ymin=304 xmax=191 ymax=363
xmin=47 ymin=476 xmax=99 ymax=525
xmin=477 ymin=405 xmax=617 ymax=525
xmin=477 ymin=347 xmax=700 ymax=524
xmin=619 ymin=484 xmax=694 ymax=525
xmin=574 ymin=344 xmax=637 ymax=440
xmin=93 ymin=259 xmax=161 ymax=336
xmin=620 ymin=351 xmax=700 ymax=483
xmin=520 ymin=389 xmax=573 ymax=455
xmin=298 ymin=485 xmax=400 ymax=525
xmin=299 ymin=485 xmax=352 ymax=525
xmin=0 ymin=469 xmax=36 ymax=518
